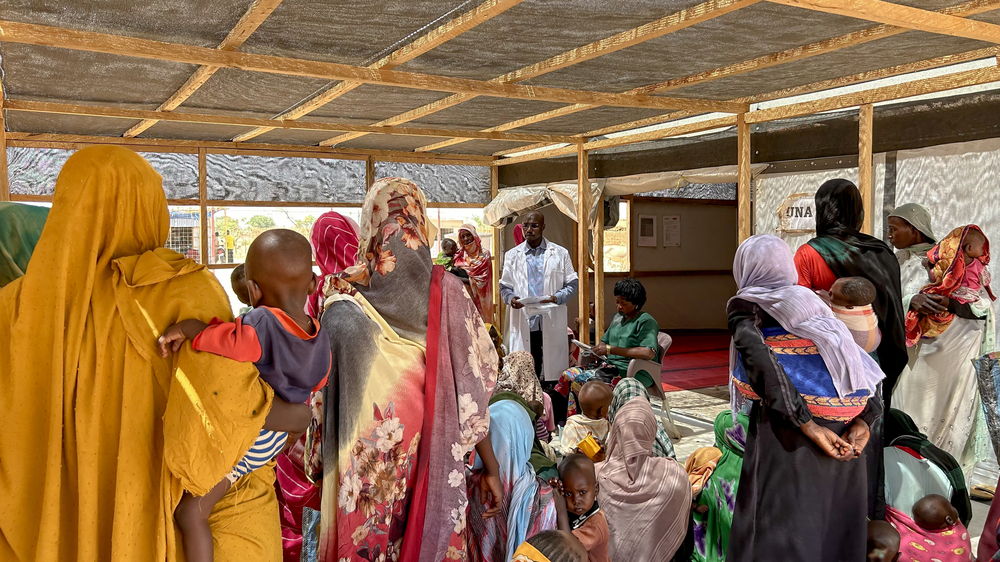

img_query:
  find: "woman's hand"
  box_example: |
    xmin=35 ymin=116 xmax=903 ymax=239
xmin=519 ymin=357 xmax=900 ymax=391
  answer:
xmin=592 ymin=343 xmax=609 ymax=356
xmin=842 ymin=419 xmax=871 ymax=458
xmin=910 ymin=294 xmax=948 ymax=315
xmin=800 ymin=420 xmax=853 ymax=461
xmin=478 ymin=472 xmax=503 ymax=520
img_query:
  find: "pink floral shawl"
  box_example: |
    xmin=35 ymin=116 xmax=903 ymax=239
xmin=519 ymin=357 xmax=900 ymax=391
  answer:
xmin=319 ymin=178 xmax=497 ymax=561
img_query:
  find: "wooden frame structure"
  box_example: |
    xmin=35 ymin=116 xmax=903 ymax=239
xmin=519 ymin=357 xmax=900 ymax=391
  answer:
xmin=4 ymin=0 xmax=1000 ymax=335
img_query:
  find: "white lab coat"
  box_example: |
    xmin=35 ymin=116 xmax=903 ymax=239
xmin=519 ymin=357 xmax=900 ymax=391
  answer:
xmin=500 ymin=239 xmax=578 ymax=381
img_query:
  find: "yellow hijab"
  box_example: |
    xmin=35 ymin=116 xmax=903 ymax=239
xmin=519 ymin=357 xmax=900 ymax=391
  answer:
xmin=0 ymin=146 xmax=277 ymax=561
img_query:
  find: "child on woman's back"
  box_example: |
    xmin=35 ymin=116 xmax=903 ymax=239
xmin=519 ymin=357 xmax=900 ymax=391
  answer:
xmin=158 ymin=229 xmax=331 ymax=562
xmin=828 ymin=276 xmax=881 ymax=352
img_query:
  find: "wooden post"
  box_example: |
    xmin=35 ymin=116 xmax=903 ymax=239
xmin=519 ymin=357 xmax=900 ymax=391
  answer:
xmin=858 ymin=103 xmax=874 ymax=234
xmin=577 ymin=144 xmax=591 ymax=345
xmin=198 ymin=148 xmax=209 ymax=264
xmin=0 ymin=90 xmax=9 ymax=202
xmin=594 ymin=193 xmax=605 ymax=343
xmin=490 ymin=164 xmax=502 ymax=331
xmin=365 ymin=156 xmax=375 ymax=190
xmin=737 ymin=113 xmax=752 ymax=242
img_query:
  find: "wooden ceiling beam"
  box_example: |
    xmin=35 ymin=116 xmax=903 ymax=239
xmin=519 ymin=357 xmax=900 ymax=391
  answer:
xmin=494 ymin=43 xmax=1000 ymax=158
xmin=5 ymin=132 xmax=494 ymax=165
xmin=494 ymin=116 xmax=737 ymax=165
xmin=766 ymin=0 xmax=1000 ymax=43
xmin=233 ymin=0 xmax=526 ymax=142
xmin=5 ymin=99 xmax=579 ymax=143
xmin=0 ymin=20 xmax=745 ymax=113
xmin=123 ymin=0 xmax=285 ymax=137
xmin=744 ymin=62 xmax=1000 ymax=122
xmin=446 ymin=0 xmax=1000 ymax=154
xmin=319 ymin=0 xmax=758 ymax=147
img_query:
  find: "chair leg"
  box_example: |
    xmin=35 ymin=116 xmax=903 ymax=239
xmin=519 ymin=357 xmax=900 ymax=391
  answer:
xmin=651 ymin=395 xmax=683 ymax=440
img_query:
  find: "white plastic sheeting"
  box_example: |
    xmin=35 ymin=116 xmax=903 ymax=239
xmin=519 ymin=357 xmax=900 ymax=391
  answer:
xmin=486 ymin=164 xmax=766 ymax=226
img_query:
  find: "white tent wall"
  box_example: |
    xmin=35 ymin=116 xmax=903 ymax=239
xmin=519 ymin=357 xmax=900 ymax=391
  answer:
xmin=753 ymin=158 xmax=887 ymax=251
xmin=753 ymin=136 xmax=1000 ymax=343
xmin=892 ymin=137 xmax=1000 ymax=345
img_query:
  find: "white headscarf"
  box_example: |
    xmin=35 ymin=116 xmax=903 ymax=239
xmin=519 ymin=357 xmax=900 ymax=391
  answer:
xmin=729 ymin=235 xmax=885 ymax=397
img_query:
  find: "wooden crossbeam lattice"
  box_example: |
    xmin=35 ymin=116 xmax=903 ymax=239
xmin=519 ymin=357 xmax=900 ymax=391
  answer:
xmin=0 ymin=20 xmax=746 ymax=115
xmin=767 ymin=0 xmax=1000 ymax=43
xmin=437 ymin=0 xmax=1000 ymax=155
xmin=124 ymin=0 xmax=285 ymax=137
xmin=6 ymin=99 xmax=578 ymax=143
xmin=317 ymin=0 xmax=758 ymax=147
xmin=232 ymin=0 xmax=526 ymax=142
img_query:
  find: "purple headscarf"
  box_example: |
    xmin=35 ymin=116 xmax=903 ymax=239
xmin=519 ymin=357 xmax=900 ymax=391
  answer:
xmin=729 ymin=235 xmax=884 ymax=397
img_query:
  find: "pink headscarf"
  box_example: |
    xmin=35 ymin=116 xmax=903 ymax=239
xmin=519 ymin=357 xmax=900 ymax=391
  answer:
xmin=307 ymin=211 xmax=360 ymax=317
xmin=513 ymin=223 xmax=525 ymax=246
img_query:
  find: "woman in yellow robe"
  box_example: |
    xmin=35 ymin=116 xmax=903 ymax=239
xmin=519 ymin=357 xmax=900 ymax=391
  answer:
xmin=0 ymin=146 xmax=297 ymax=561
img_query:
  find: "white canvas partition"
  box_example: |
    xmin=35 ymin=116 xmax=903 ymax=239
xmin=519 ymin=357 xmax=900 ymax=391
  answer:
xmin=753 ymin=156 xmax=887 ymax=251
xmin=487 ymin=164 xmax=766 ymax=226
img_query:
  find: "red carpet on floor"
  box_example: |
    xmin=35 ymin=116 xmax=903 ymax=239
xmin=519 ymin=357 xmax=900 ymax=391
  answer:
xmin=661 ymin=333 xmax=729 ymax=392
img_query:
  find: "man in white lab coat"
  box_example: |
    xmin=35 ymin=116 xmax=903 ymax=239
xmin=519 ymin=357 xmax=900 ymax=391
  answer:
xmin=500 ymin=211 xmax=578 ymax=423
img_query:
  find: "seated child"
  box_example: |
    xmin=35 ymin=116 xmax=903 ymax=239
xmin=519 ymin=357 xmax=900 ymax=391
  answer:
xmin=829 ymin=276 xmax=881 ymax=353
xmin=886 ymin=494 xmax=972 ymax=562
xmin=513 ymin=530 xmax=588 ymax=562
xmin=159 ymin=229 xmax=331 ymax=562
xmin=551 ymin=454 xmax=610 ymax=562
xmin=866 ymin=520 xmax=900 ymax=562
xmin=905 ymin=224 xmax=995 ymax=346
xmin=557 ymin=381 xmax=612 ymax=458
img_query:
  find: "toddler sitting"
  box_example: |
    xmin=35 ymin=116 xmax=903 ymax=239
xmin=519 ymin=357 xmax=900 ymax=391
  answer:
xmin=159 ymin=229 xmax=331 ymax=562
xmin=557 ymin=381 xmax=612 ymax=458
xmin=551 ymin=454 xmax=610 ymax=562
xmin=828 ymin=276 xmax=881 ymax=353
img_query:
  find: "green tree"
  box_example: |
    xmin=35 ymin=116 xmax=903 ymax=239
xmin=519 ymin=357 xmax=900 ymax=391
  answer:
xmin=247 ymin=215 xmax=276 ymax=230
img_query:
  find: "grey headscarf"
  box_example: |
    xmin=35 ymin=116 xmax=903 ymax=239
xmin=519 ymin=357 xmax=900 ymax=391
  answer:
xmin=889 ymin=203 xmax=937 ymax=266
xmin=729 ymin=235 xmax=885 ymax=397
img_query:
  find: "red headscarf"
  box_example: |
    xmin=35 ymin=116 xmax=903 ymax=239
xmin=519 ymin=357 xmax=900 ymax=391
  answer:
xmin=513 ymin=223 xmax=525 ymax=246
xmin=307 ymin=211 xmax=360 ymax=317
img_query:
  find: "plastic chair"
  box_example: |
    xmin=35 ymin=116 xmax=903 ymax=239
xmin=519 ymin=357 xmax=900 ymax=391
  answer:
xmin=627 ymin=332 xmax=682 ymax=439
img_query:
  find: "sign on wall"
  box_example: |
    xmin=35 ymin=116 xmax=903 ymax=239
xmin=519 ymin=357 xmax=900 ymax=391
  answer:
xmin=777 ymin=192 xmax=816 ymax=234
xmin=662 ymin=215 xmax=681 ymax=247
xmin=637 ymin=215 xmax=657 ymax=247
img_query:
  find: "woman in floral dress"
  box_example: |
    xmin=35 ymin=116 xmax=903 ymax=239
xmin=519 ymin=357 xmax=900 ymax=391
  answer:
xmin=316 ymin=178 xmax=501 ymax=561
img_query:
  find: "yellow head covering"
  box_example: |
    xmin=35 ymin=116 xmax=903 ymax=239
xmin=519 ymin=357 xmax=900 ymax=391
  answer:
xmin=0 ymin=146 xmax=277 ymax=561
xmin=513 ymin=541 xmax=552 ymax=562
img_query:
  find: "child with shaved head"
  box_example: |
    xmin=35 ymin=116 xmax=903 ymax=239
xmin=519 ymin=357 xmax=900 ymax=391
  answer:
xmin=557 ymin=381 xmax=612 ymax=458
xmin=551 ymin=454 xmax=610 ymax=562
xmin=158 ymin=229 xmax=331 ymax=562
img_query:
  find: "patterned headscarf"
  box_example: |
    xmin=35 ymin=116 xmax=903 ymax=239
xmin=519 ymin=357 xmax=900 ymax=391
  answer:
xmin=608 ymin=378 xmax=675 ymax=458
xmin=496 ymin=351 xmax=543 ymax=403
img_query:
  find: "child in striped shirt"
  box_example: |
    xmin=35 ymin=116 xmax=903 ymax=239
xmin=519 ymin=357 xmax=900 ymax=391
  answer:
xmin=829 ymin=276 xmax=881 ymax=353
xmin=159 ymin=229 xmax=330 ymax=562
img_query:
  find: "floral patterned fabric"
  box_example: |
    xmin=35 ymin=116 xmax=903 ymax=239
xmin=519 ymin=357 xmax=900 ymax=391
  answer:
xmin=318 ymin=178 xmax=497 ymax=562
xmin=692 ymin=411 xmax=749 ymax=562
xmin=454 ymin=223 xmax=494 ymax=322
